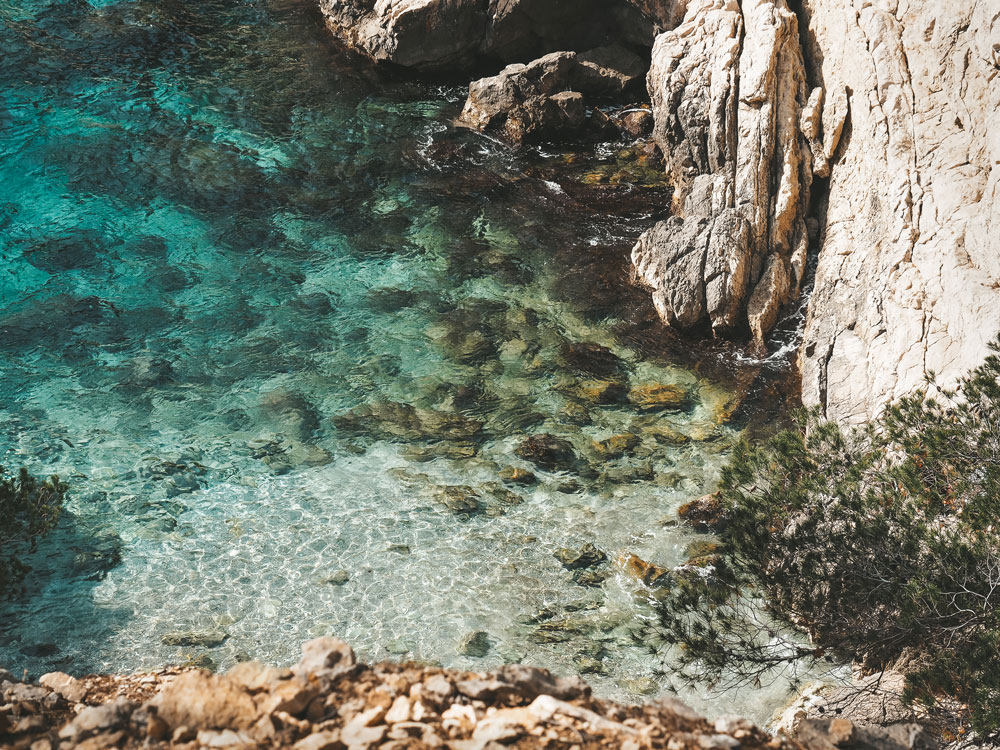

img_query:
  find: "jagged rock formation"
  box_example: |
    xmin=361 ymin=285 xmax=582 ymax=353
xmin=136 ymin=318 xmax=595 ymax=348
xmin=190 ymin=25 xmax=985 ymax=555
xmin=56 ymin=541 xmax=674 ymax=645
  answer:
xmin=630 ymin=0 xmax=828 ymax=346
xmin=317 ymin=0 xmax=680 ymax=71
xmin=797 ymin=0 xmax=1000 ymax=423
xmin=318 ymin=0 xmax=1000 ymax=419
xmin=0 ymin=638 xmax=934 ymax=749
xmin=459 ymin=46 xmax=646 ymax=143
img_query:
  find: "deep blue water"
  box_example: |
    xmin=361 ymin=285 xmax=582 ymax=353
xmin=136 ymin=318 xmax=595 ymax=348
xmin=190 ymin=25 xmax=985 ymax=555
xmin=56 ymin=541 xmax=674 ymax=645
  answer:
xmin=0 ymin=0 xmax=805 ymax=720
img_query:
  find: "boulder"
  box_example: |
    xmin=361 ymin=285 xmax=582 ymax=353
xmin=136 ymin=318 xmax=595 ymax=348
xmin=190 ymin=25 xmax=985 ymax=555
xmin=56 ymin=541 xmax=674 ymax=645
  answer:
xmin=619 ymin=553 xmax=672 ymax=586
xmin=677 ymin=493 xmax=728 ymax=532
xmin=39 ymin=672 xmax=88 ymax=703
xmin=58 ymin=697 xmax=135 ymax=743
xmin=460 ymin=46 xmax=651 ymax=143
xmin=554 ymin=543 xmax=607 ymax=570
xmin=575 ymin=45 xmax=647 ymax=97
xmin=319 ymin=0 xmax=678 ymax=71
xmin=151 ymin=672 xmax=257 ymax=732
xmin=515 ymin=434 xmax=578 ymax=471
xmin=294 ymin=637 xmax=358 ymax=684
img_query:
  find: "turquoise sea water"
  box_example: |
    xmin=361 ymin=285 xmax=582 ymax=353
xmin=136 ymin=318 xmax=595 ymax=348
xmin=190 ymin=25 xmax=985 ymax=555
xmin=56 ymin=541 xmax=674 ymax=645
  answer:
xmin=0 ymin=0 xmax=805 ymax=722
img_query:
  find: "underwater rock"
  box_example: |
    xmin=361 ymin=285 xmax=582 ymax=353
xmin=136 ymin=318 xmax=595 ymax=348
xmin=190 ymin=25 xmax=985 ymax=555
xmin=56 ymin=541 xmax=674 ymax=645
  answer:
xmin=121 ymin=356 xmax=175 ymax=388
xmin=70 ymin=533 xmax=124 ymax=581
xmin=259 ymin=389 xmax=321 ymax=441
xmin=482 ymin=482 xmax=524 ymax=509
xmin=633 ymin=420 xmax=691 ymax=445
xmin=366 ymin=286 xmax=418 ymax=312
xmin=677 ymin=493 xmax=728 ymax=532
xmin=162 ymin=472 xmax=201 ymax=497
xmin=498 ymin=465 xmax=537 ymax=486
xmin=483 ymin=403 xmax=547 ymax=434
xmin=557 ymin=400 xmax=592 ymax=425
xmin=655 ymin=471 xmax=687 ymax=489
xmin=400 ymin=443 xmax=479 ymax=462
xmin=515 ymin=434 xmax=578 ymax=472
xmin=434 ymin=486 xmax=484 ymax=517
xmin=618 ymin=676 xmax=660 ymax=695
xmin=618 ymin=553 xmax=671 ymax=587
xmin=592 ymin=433 xmax=641 ymax=459
xmin=573 ymin=656 xmax=608 ymax=675
xmin=333 ymin=401 xmax=483 ymax=443
xmin=599 ymin=462 xmax=654 ymax=484
xmin=572 ymin=569 xmax=609 ymax=588
xmin=560 ymin=342 xmax=623 ymax=377
xmin=566 ymin=379 xmax=628 ymax=405
xmin=628 ymin=383 xmax=692 ymax=411
xmin=161 ymin=630 xmax=229 ymax=648
xmin=457 ymin=631 xmax=492 ymax=658
xmin=319 ymin=570 xmax=350 ymax=586
xmin=276 ymin=441 xmax=334 ymax=469
xmin=20 ymin=230 xmax=108 ymax=272
xmin=19 ymin=643 xmax=61 ymax=658
xmin=555 ymin=543 xmax=607 ymax=570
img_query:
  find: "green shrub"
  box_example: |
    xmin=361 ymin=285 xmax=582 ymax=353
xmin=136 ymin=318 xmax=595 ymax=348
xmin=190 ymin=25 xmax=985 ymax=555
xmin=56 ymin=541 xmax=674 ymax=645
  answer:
xmin=656 ymin=338 xmax=1000 ymax=738
xmin=0 ymin=466 xmax=67 ymax=597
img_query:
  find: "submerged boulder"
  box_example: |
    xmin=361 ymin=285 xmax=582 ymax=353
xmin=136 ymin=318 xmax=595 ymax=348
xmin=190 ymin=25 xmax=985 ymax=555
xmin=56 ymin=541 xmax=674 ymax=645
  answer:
xmin=515 ymin=434 xmax=578 ymax=471
xmin=554 ymin=543 xmax=608 ymax=570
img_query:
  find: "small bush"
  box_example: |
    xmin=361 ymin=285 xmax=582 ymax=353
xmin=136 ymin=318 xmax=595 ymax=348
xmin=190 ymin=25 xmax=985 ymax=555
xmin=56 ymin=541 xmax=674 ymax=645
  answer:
xmin=0 ymin=466 xmax=67 ymax=597
xmin=656 ymin=338 xmax=1000 ymax=738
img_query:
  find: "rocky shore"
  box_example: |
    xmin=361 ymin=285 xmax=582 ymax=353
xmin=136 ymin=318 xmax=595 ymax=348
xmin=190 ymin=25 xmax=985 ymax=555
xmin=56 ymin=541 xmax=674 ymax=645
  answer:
xmin=1 ymin=637 xmax=931 ymax=750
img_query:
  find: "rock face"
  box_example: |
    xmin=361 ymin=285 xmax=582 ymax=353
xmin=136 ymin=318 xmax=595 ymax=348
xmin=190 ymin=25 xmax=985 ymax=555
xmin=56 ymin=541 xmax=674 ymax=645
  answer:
xmin=319 ymin=0 xmax=1000 ymax=423
xmin=317 ymin=0 xmax=681 ymax=71
xmin=0 ymin=637 xmax=933 ymax=750
xmin=797 ymin=0 xmax=1000 ymax=423
xmin=630 ymin=0 xmax=819 ymax=346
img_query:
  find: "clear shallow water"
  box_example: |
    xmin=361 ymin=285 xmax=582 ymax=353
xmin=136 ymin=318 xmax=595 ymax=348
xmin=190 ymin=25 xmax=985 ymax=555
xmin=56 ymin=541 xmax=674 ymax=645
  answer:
xmin=0 ymin=0 xmax=805 ymax=723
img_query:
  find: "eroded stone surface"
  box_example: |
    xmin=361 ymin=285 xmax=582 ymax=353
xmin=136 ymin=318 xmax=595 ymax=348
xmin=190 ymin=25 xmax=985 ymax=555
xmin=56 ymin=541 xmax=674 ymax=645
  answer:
xmin=318 ymin=0 xmax=681 ymax=71
xmin=631 ymin=0 xmax=816 ymax=346
xmin=797 ymin=0 xmax=1000 ymax=423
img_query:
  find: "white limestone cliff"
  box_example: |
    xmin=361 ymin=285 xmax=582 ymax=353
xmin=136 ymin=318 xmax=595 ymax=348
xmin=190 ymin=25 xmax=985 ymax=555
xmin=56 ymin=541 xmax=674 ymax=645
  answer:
xmin=797 ymin=0 xmax=1000 ymax=423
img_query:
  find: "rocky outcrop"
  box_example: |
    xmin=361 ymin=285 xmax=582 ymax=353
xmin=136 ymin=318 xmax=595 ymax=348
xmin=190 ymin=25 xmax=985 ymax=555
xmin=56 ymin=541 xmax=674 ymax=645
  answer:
xmin=630 ymin=0 xmax=822 ymax=346
xmin=459 ymin=46 xmax=646 ymax=143
xmin=318 ymin=0 xmax=1000 ymax=422
xmin=0 ymin=638 xmax=934 ymax=750
xmin=317 ymin=0 xmax=681 ymax=71
xmin=797 ymin=0 xmax=1000 ymax=423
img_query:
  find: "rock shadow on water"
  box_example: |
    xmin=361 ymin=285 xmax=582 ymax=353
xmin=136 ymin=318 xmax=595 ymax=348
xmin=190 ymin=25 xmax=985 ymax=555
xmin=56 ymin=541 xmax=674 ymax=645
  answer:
xmin=0 ymin=508 xmax=132 ymax=680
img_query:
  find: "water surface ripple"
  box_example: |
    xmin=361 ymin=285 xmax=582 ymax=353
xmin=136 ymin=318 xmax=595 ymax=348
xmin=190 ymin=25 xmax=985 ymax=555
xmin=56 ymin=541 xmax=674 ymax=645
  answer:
xmin=1 ymin=0 xmax=801 ymax=722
